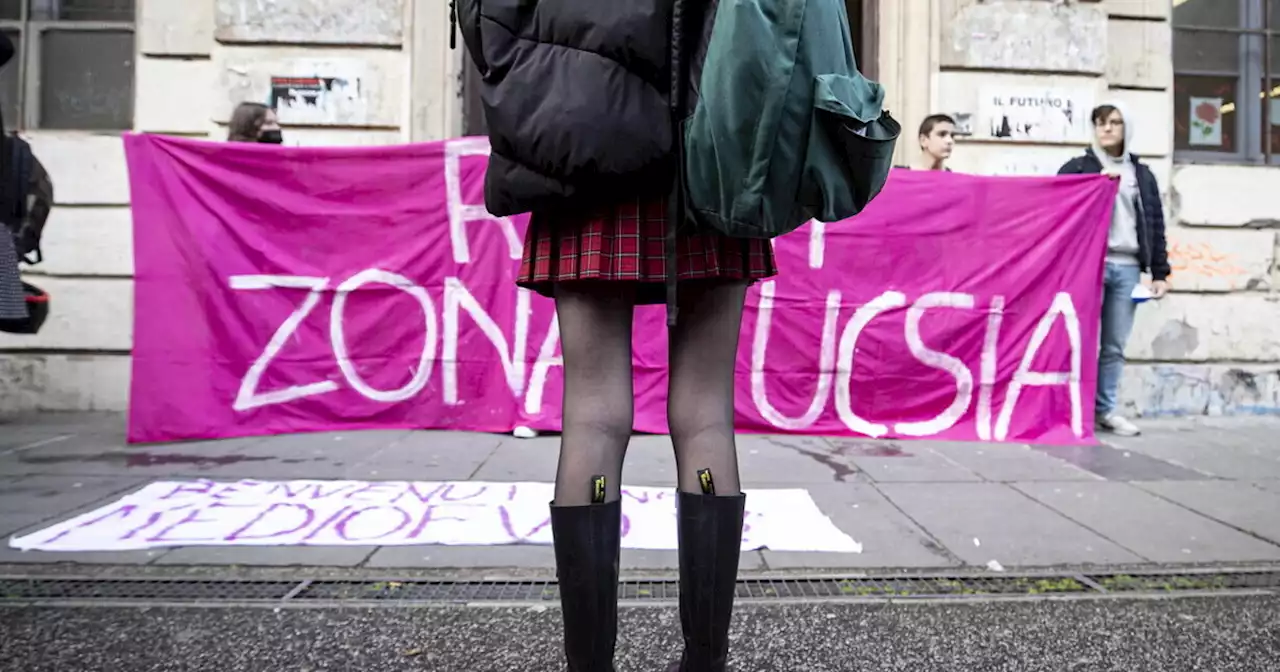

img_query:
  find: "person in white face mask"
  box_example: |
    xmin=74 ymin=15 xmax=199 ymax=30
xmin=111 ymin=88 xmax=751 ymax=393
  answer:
xmin=1058 ymin=102 xmax=1171 ymax=437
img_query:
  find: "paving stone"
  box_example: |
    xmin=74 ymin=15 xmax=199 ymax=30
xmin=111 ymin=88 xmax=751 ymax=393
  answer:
xmin=155 ymin=545 xmax=376 ymax=567
xmin=0 ymin=436 xmax=272 ymax=478
xmin=1252 ymin=480 xmax=1280 ymax=495
xmin=0 ymin=475 xmax=145 ymax=514
xmin=620 ymin=549 xmax=765 ymax=571
xmin=839 ymin=440 xmax=983 ymax=483
xmin=877 ymin=482 xmax=1141 ymax=567
xmin=618 ymin=435 xmax=678 ymax=487
xmin=0 ymin=547 xmax=168 ymax=564
xmin=346 ymin=431 xmax=502 ymax=480
xmin=1034 ymin=442 xmax=1208 ymax=481
xmin=736 ymin=436 xmax=850 ymax=484
xmin=469 ymin=436 xmax=560 ymax=483
xmin=1015 ymin=481 xmax=1280 ymax=563
xmin=0 ymin=513 xmax=52 ymax=537
xmin=1105 ymin=425 xmax=1280 ymax=479
xmin=759 ymin=483 xmax=957 ymax=570
xmin=365 ymin=544 xmax=558 ymax=570
xmin=1134 ymin=480 xmax=1280 ymax=546
xmin=365 ymin=544 xmax=762 ymax=572
xmin=1 ymin=498 xmax=171 ymax=565
xmin=927 ymin=442 xmax=1099 ymax=482
xmin=0 ymin=430 xmax=78 ymax=453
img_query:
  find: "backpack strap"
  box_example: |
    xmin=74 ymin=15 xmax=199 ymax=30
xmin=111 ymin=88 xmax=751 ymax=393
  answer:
xmin=14 ymin=136 xmax=30 ymax=223
xmin=665 ymin=0 xmax=690 ymax=327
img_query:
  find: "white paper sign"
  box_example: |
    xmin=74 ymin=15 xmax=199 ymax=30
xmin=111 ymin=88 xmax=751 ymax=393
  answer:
xmin=8 ymin=480 xmax=862 ymax=554
xmin=266 ymin=59 xmax=371 ymax=126
xmin=981 ymin=87 xmax=1094 ymax=143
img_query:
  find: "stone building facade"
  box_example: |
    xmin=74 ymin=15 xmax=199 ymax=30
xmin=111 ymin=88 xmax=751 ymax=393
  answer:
xmin=1 ymin=0 xmax=1277 ymax=418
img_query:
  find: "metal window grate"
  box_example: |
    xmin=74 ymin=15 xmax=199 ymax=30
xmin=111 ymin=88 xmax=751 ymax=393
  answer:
xmin=31 ymin=0 xmax=136 ymax=22
xmin=1 ymin=570 xmax=1277 ymax=605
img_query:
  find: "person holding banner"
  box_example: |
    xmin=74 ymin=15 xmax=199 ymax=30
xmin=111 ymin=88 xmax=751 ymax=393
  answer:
xmin=912 ymin=114 xmax=957 ymax=171
xmin=1058 ymin=102 xmax=1171 ymax=437
xmin=226 ymin=102 xmax=284 ymax=145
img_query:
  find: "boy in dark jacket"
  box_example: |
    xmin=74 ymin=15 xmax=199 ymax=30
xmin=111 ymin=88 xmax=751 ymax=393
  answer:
xmin=1058 ymin=102 xmax=1171 ymax=437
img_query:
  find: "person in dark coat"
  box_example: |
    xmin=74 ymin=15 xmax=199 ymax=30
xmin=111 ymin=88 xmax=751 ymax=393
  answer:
xmin=455 ymin=2 xmax=764 ymax=670
xmin=1058 ymin=102 xmax=1171 ymax=437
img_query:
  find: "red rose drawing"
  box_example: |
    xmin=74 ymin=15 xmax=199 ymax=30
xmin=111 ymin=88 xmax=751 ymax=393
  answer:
xmin=1195 ymin=101 xmax=1219 ymax=124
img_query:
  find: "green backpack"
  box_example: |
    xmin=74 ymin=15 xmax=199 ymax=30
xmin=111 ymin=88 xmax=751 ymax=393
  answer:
xmin=682 ymin=0 xmax=900 ymax=239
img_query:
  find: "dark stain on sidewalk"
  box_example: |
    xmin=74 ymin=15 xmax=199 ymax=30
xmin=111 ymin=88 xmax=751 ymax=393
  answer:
xmin=764 ymin=438 xmax=910 ymax=482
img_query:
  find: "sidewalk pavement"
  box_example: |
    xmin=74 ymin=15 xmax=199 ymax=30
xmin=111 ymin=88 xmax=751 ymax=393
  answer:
xmin=2 ymin=413 xmax=1279 ymax=574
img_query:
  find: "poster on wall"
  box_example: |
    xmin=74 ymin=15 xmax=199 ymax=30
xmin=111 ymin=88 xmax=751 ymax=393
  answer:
xmin=270 ymin=75 xmax=367 ymax=126
xmin=1188 ymin=97 xmax=1223 ymax=146
xmin=979 ymin=87 xmax=1093 ymax=143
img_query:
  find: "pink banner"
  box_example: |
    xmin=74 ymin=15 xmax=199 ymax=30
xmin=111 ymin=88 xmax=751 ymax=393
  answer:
xmin=125 ymin=135 xmax=1115 ymax=445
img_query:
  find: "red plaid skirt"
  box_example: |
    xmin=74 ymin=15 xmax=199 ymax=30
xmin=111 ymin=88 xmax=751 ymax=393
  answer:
xmin=517 ymin=195 xmax=777 ymax=304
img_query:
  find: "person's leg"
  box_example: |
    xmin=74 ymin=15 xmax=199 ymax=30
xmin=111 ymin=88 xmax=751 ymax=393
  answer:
xmin=668 ymin=280 xmax=746 ymax=495
xmin=549 ymin=282 xmax=635 ymax=672
xmin=1096 ymin=263 xmax=1142 ymax=435
xmin=553 ymin=282 xmax=636 ymax=505
xmin=666 ymin=280 xmax=749 ymax=672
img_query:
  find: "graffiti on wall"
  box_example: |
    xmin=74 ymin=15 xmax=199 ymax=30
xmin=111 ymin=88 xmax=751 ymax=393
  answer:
xmin=1167 ymin=240 xmax=1251 ymax=284
xmin=1125 ymin=366 xmax=1280 ymax=418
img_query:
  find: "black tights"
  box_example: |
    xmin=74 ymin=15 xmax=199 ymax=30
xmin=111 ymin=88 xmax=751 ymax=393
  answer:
xmin=552 ymin=281 xmax=747 ymax=506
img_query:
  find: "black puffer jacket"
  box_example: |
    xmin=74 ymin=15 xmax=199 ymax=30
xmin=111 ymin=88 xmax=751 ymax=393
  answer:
xmin=454 ymin=0 xmax=710 ymax=216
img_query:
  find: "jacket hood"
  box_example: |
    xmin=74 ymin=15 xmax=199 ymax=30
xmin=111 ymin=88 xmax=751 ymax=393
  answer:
xmin=1090 ymin=98 xmax=1134 ymax=160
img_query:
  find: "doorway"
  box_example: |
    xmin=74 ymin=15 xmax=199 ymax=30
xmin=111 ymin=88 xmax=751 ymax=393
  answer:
xmin=847 ymin=0 xmax=879 ymax=81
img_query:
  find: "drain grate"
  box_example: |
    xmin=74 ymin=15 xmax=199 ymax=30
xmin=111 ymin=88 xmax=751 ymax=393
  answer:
xmin=295 ymin=580 xmax=560 ymax=602
xmin=1084 ymin=571 xmax=1279 ymax=593
xmin=0 ymin=578 xmax=299 ymax=602
xmin=1 ymin=570 xmax=1277 ymax=605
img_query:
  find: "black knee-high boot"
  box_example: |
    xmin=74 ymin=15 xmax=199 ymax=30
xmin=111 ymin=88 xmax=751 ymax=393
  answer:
xmin=668 ymin=491 xmax=746 ymax=672
xmin=550 ymin=499 xmax=622 ymax=672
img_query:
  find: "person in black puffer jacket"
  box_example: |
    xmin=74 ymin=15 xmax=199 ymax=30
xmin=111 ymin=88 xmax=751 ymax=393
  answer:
xmin=455 ymin=1 xmax=759 ymax=670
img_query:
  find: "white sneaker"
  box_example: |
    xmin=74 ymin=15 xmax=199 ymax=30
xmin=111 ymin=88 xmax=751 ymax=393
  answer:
xmin=1097 ymin=414 xmax=1141 ymax=437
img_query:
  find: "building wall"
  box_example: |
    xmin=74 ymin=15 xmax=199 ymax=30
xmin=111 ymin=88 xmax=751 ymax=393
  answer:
xmin=2 ymin=0 xmax=1277 ymax=419
xmin=0 ymin=0 xmax=460 ymax=413
xmin=881 ymin=0 xmax=1280 ymax=418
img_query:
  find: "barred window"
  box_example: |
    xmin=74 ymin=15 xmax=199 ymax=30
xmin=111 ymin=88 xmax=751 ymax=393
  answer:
xmin=0 ymin=0 xmax=135 ymax=130
xmin=1173 ymin=0 xmax=1279 ymax=164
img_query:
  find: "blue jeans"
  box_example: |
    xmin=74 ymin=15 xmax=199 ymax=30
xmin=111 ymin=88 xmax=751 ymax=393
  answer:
xmin=1097 ymin=262 xmax=1141 ymax=417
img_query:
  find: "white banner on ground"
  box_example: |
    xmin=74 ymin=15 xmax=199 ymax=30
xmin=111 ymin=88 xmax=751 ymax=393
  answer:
xmin=8 ymin=480 xmax=862 ymax=553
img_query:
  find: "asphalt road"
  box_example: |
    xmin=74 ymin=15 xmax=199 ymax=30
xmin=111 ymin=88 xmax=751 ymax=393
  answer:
xmin=2 ymin=595 xmax=1278 ymax=671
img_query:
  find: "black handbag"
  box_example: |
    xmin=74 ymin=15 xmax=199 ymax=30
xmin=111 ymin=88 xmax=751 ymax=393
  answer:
xmin=0 ymin=281 xmax=48 ymax=334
